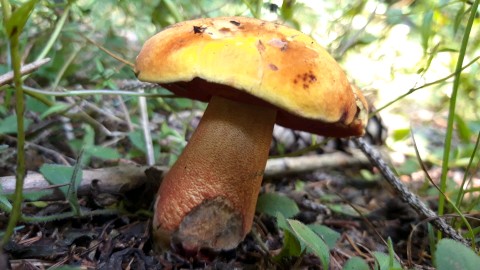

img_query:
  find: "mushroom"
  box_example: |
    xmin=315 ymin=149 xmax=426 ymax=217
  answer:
xmin=135 ymin=16 xmax=368 ymax=252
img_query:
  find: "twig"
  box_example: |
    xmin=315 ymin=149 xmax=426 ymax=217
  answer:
xmin=83 ymin=35 xmax=134 ymax=68
xmin=352 ymin=137 xmax=470 ymax=246
xmin=138 ymin=89 xmax=155 ymax=165
xmin=265 ymin=149 xmax=369 ymax=177
xmin=0 ymin=164 xmax=167 ymax=201
xmin=0 ymin=134 xmax=74 ymax=165
xmin=0 ymin=58 xmax=51 ymax=86
xmin=0 ymin=151 xmax=369 ymax=201
xmin=23 ymin=85 xmax=174 ymax=98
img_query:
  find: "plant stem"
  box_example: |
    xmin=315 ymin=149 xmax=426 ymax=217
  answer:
xmin=35 ymin=4 xmax=71 ymax=62
xmin=438 ymin=0 xmax=479 ymax=237
xmin=1 ymin=0 xmax=11 ymax=20
xmin=21 ymin=209 xmax=120 ymax=223
xmin=1 ymin=8 xmax=26 ymax=247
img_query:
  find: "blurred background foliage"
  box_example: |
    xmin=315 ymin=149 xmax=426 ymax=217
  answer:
xmin=0 ymin=0 xmax=479 ymax=194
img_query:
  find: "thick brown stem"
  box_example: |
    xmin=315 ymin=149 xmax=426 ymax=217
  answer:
xmin=153 ymin=96 xmax=276 ymax=251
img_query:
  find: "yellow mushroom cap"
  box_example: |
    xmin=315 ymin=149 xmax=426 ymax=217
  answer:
xmin=135 ymin=16 xmax=368 ymax=137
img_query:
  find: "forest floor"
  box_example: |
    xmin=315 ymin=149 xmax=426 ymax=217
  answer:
xmin=0 ymin=105 xmax=447 ymax=270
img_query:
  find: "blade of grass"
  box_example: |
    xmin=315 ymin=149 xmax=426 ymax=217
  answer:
xmin=163 ymin=0 xmax=183 ymax=22
xmin=464 ymin=131 xmax=480 ymax=212
xmin=51 ymin=45 xmax=82 ymax=90
xmin=438 ymin=0 xmax=479 ymax=240
xmin=34 ymin=3 xmax=71 ymax=62
xmin=66 ymin=148 xmax=85 ymax=216
xmin=411 ymin=128 xmax=475 ymax=248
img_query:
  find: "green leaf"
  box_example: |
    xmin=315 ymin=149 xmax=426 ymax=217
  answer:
xmin=22 ymin=189 xmax=54 ymax=201
xmin=275 ymin=229 xmax=303 ymax=260
xmin=385 ymin=9 xmax=403 ymax=25
xmin=5 ymin=0 xmax=38 ymax=37
xmin=128 ymin=130 xmax=147 ymax=152
xmin=455 ymin=114 xmax=472 ymax=143
xmin=274 ymin=212 xmax=302 ymax=260
xmin=420 ymin=9 xmax=434 ymax=52
xmin=327 ymin=203 xmax=361 ymax=217
xmin=0 ymin=193 xmax=12 ymax=212
xmin=80 ymin=125 xmax=95 ymax=165
xmin=372 ymin=252 xmax=402 ymax=270
xmin=39 ymin=164 xmax=81 ymax=199
xmin=85 ymin=145 xmax=120 ymax=160
xmin=256 ymin=193 xmax=299 ymax=218
xmin=453 ymin=4 xmax=466 ymax=34
xmin=40 ymin=163 xmax=83 ymax=215
xmin=275 ymin=211 xmax=289 ymax=230
xmin=82 ymin=124 xmax=95 ymax=147
xmin=391 ymin=128 xmax=410 ymax=141
xmin=308 ymin=224 xmax=340 ymax=249
xmin=435 ymin=239 xmax=480 ymax=270
xmin=287 ymin=219 xmax=330 ymax=270
xmin=343 ymin=256 xmax=370 ymax=270
xmin=0 ymin=114 xmax=32 ymax=134
xmin=26 ymin=96 xmax=50 ymax=114
xmin=39 ymin=103 xmax=71 ymax=119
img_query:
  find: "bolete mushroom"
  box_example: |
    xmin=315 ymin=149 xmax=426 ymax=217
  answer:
xmin=135 ymin=16 xmax=368 ymax=252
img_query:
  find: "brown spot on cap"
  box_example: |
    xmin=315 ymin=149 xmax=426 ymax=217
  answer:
xmin=193 ymin=25 xmax=206 ymax=34
xmin=256 ymin=40 xmax=265 ymax=52
xmin=269 ymin=64 xmax=278 ymax=71
xmin=219 ymin=27 xmax=231 ymax=33
xmin=229 ymin=20 xmax=241 ymax=26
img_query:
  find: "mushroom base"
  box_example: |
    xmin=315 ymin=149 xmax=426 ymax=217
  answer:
xmin=153 ymin=96 xmax=276 ymax=252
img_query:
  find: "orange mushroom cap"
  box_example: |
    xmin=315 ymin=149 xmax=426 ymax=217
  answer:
xmin=135 ymin=16 xmax=368 ymax=137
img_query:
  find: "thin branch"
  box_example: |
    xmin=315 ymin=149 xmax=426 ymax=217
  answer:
xmin=83 ymin=35 xmax=134 ymax=68
xmin=138 ymin=90 xmax=155 ymax=165
xmin=23 ymin=85 xmax=174 ymax=98
xmin=352 ymin=137 xmax=470 ymax=246
xmin=0 ymin=58 xmax=51 ymax=86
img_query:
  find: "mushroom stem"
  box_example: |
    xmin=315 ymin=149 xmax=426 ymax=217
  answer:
xmin=153 ymin=95 xmax=277 ymax=251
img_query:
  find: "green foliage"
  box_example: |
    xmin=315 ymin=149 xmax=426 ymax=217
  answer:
xmin=0 ymin=114 xmax=31 ymax=134
xmin=0 ymin=187 xmax=12 ymax=213
xmin=4 ymin=0 xmax=37 ymax=37
xmin=435 ymin=239 xmax=480 ymax=270
xmin=275 ymin=212 xmax=338 ymax=269
xmin=288 ymin=219 xmax=330 ymax=269
xmin=308 ymin=224 xmax=340 ymax=249
xmin=39 ymin=163 xmax=82 ymax=215
xmin=256 ymin=193 xmax=300 ymax=218
xmin=372 ymin=251 xmax=402 ymax=270
xmin=343 ymin=256 xmax=370 ymax=270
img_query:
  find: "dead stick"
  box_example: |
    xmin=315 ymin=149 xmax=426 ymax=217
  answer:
xmin=352 ymin=137 xmax=470 ymax=246
xmin=0 ymin=58 xmax=51 ymax=86
xmin=0 ymin=164 xmax=167 ymax=201
xmin=265 ymin=149 xmax=368 ymax=177
xmin=0 ymin=151 xmax=369 ymax=200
